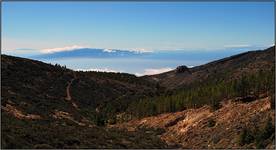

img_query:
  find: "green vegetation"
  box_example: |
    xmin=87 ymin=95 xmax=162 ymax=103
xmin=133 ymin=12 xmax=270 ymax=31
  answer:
xmin=1 ymin=46 xmax=275 ymax=149
xmin=1 ymin=55 xmax=160 ymax=126
xmin=239 ymin=128 xmax=254 ymax=146
xmin=1 ymin=112 xmax=168 ymax=149
xmin=255 ymin=117 xmax=275 ymax=148
xmin=127 ymin=68 xmax=275 ymax=118
xmin=207 ymin=118 xmax=216 ymax=128
xmin=238 ymin=117 xmax=275 ymax=148
xmin=83 ymin=71 xmax=158 ymax=87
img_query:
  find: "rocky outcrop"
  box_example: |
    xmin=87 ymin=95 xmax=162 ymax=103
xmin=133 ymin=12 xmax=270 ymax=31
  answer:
xmin=176 ymin=65 xmax=190 ymax=73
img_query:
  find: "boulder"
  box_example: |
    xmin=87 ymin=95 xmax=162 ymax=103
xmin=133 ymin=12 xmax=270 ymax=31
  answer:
xmin=176 ymin=65 xmax=190 ymax=73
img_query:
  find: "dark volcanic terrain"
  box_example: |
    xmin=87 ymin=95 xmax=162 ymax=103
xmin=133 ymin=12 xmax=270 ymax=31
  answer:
xmin=1 ymin=46 xmax=275 ymax=149
xmin=146 ymin=46 xmax=275 ymax=89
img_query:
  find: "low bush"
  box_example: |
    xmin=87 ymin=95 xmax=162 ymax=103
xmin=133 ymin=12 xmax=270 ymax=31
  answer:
xmin=207 ymin=119 xmax=216 ymax=127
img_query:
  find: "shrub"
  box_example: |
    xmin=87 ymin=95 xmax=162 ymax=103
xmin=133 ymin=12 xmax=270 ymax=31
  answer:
xmin=211 ymin=100 xmax=221 ymax=111
xmin=207 ymin=119 xmax=216 ymax=127
xmin=255 ymin=117 xmax=275 ymax=148
xmin=270 ymin=93 xmax=275 ymax=109
xmin=33 ymin=144 xmax=53 ymax=149
xmin=238 ymin=117 xmax=274 ymax=148
xmin=239 ymin=128 xmax=254 ymax=146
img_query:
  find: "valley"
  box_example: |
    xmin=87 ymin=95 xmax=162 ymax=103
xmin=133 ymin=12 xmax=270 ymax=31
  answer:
xmin=1 ymin=46 xmax=275 ymax=149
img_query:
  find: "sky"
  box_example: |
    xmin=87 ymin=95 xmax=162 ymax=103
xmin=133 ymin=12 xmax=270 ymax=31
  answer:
xmin=2 ymin=2 xmax=274 ymax=52
xmin=1 ymin=2 xmax=275 ymax=75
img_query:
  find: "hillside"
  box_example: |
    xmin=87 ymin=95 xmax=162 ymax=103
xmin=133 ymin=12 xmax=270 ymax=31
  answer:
xmin=1 ymin=46 xmax=275 ymax=149
xmin=146 ymin=46 xmax=275 ymax=89
xmin=1 ymin=54 xmax=161 ymax=125
xmin=126 ymin=46 xmax=275 ymax=118
xmin=117 ymin=97 xmax=275 ymax=149
xmin=1 ymin=55 xmax=168 ymax=148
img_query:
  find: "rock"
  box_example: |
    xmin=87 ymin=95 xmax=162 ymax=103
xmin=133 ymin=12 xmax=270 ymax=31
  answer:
xmin=234 ymin=95 xmax=257 ymax=103
xmin=176 ymin=65 xmax=190 ymax=73
xmin=33 ymin=144 xmax=53 ymax=149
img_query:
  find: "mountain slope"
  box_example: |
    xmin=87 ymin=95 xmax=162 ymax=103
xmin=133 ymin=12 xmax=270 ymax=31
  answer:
xmin=125 ymin=46 xmax=275 ymax=118
xmin=117 ymin=97 xmax=275 ymax=149
xmin=1 ymin=54 xmax=168 ymax=149
xmin=1 ymin=54 xmax=160 ymax=125
xmin=1 ymin=46 xmax=275 ymax=149
xmin=146 ymin=46 xmax=275 ymax=89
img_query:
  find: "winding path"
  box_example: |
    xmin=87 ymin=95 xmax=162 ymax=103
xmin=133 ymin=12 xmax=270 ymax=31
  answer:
xmin=65 ymin=72 xmax=78 ymax=109
xmin=65 ymin=79 xmax=74 ymax=101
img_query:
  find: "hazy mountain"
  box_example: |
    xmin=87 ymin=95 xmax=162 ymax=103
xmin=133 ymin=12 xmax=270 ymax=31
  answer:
xmin=32 ymin=48 xmax=152 ymax=59
xmin=29 ymin=47 xmax=266 ymax=62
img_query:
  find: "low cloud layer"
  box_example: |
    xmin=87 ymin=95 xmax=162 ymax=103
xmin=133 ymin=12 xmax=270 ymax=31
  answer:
xmin=103 ymin=49 xmax=116 ymax=53
xmin=76 ymin=68 xmax=121 ymax=73
xmin=76 ymin=67 xmax=172 ymax=76
xmin=41 ymin=45 xmax=89 ymax=54
xmin=136 ymin=67 xmax=173 ymax=76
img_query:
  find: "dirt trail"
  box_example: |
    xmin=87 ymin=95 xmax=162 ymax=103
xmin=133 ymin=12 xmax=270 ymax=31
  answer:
xmin=65 ymin=81 xmax=73 ymax=101
xmin=65 ymin=72 xmax=78 ymax=108
xmin=59 ymin=72 xmax=95 ymax=127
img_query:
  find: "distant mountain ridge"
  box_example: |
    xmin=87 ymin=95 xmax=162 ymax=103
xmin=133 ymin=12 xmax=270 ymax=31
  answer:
xmin=32 ymin=48 xmax=152 ymax=59
xmin=27 ymin=46 xmax=269 ymax=62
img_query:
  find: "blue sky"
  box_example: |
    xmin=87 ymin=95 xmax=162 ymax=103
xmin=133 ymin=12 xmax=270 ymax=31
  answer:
xmin=2 ymin=1 xmax=274 ymax=53
xmin=1 ymin=2 xmax=275 ymax=75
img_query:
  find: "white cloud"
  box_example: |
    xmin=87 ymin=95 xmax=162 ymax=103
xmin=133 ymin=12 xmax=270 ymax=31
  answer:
xmin=41 ymin=45 xmax=89 ymax=54
xmin=76 ymin=68 xmax=121 ymax=73
xmin=136 ymin=67 xmax=173 ymax=76
xmin=130 ymin=48 xmax=153 ymax=53
xmin=102 ymin=48 xmax=153 ymax=53
xmin=103 ymin=48 xmax=116 ymax=53
xmin=144 ymin=67 xmax=173 ymax=75
xmin=76 ymin=67 xmax=173 ymax=76
xmin=134 ymin=72 xmax=143 ymax=77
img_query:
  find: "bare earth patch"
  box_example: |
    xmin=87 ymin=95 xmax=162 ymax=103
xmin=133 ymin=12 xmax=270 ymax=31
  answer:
xmin=1 ymin=104 xmax=42 ymax=120
xmin=51 ymin=110 xmax=94 ymax=127
xmin=116 ymin=97 xmax=274 ymax=149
